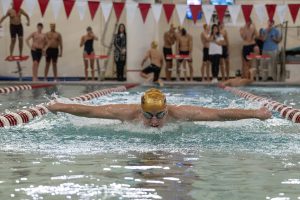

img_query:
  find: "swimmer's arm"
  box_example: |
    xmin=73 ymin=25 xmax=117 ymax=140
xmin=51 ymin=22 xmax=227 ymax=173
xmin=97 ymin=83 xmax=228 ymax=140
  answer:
xmin=47 ymin=103 xmax=137 ymax=121
xmin=0 ymin=11 xmax=9 ymax=26
xmin=26 ymin=33 xmax=33 ymax=49
xmin=141 ymin=51 xmax=150 ymax=66
xmin=169 ymin=105 xmax=271 ymax=121
xmin=80 ymin=36 xmax=85 ymax=47
xmin=59 ymin=33 xmax=63 ymax=56
xmin=21 ymin=9 xmax=30 ymax=25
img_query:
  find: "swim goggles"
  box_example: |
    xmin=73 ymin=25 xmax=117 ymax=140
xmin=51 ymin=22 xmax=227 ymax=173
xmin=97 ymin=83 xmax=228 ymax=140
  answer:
xmin=142 ymin=111 xmax=167 ymax=119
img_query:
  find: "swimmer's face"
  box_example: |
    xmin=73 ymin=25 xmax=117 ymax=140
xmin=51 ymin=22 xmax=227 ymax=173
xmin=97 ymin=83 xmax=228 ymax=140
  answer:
xmin=50 ymin=24 xmax=56 ymax=31
xmin=142 ymin=109 xmax=167 ymax=128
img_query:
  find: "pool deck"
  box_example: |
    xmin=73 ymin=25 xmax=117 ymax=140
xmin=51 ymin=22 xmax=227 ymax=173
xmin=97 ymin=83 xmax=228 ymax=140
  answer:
xmin=0 ymin=81 xmax=300 ymax=87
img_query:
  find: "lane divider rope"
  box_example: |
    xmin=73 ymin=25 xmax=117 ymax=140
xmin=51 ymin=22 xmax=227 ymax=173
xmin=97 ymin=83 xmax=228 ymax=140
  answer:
xmin=0 ymin=84 xmax=138 ymax=127
xmin=223 ymin=86 xmax=300 ymax=123
xmin=0 ymin=84 xmax=55 ymax=94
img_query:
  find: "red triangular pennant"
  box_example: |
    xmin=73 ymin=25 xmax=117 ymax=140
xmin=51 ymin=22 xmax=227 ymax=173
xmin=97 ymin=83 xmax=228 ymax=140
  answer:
xmin=163 ymin=4 xmax=175 ymax=23
xmin=189 ymin=5 xmax=202 ymax=24
xmin=215 ymin=5 xmax=227 ymax=23
xmin=88 ymin=1 xmax=100 ymax=20
xmin=241 ymin=4 xmax=253 ymax=23
xmin=138 ymin=3 xmax=151 ymax=23
xmin=63 ymin=0 xmax=75 ymax=19
xmin=288 ymin=4 xmax=300 ymax=23
xmin=113 ymin=2 xmax=125 ymax=21
xmin=13 ymin=0 xmax=23 ymax=13
xmin=265 ymin=4 xmax=277 ymax=21
xmin=37 ymin=0 xmax=49 ymax=17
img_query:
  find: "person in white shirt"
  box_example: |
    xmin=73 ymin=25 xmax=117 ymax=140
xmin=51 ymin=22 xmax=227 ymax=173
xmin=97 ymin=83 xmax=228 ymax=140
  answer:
xmin=209 ymin=24 xmax=225 ymax=83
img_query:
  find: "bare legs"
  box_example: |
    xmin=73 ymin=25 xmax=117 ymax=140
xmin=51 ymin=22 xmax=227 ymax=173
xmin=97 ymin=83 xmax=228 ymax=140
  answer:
xmin=18 ymin=37 xmax=23 ymax=56
xmin=10 ymin=38 xmax=16 ymax=57
xmin=45 ymin=61 xmax=58 ymax=81
xmin=165 ymin=60 xmax=172 ymax=81
xmin=9 ymin=37 xmax=23 ymax=56
xmin=201 ymin=61 xmax=210 ymax=81
xmin=242 ymin=59 xmax=251 ymax=79
xmin=178 ymin=60 xmax=193 ymax=81
xmin=32 ymin=61 xmax=39 ymax=82
xmin=83 ymin=54 xmax=95 ymax=81
xmin=188 ymin=61 xmax=193 ymax=81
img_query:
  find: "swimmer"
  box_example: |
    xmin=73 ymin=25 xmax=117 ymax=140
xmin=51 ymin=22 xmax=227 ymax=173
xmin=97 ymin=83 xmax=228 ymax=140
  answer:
xmin=26 ymin=23 xmax=47 ymax=82
xmin=219 ymin=69 xmax=254 ymax=87
xmin=80 ymin=26 xmax=98 ymax=81
xmin=201 ymin=24 xmax=210 ymax=82
xmin=176 ymin=28 xmax=193 ymax=81
xmin=163 ymin=24 xmax=176 ymax=81
xmin=44 ymin=23 xmax=63 ymax=81
xmin=240 ymin=19 xmax=258 ymax=79
xmin=140 ymin=41 xmax=164 ymax=86
xmin=47 ymin=88 xmax=272 ymax=128
xmin=0 ymin=2 xmax=30 ymax=57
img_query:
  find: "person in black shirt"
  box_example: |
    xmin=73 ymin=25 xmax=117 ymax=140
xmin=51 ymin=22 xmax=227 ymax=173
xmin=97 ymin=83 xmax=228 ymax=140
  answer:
xmin=114 ymin=24 xmax=127 ymax=81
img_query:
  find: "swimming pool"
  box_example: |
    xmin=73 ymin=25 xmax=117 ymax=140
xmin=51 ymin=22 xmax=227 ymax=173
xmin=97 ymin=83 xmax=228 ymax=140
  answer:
xmin=0 ymin=84 xmax=299 ymax=199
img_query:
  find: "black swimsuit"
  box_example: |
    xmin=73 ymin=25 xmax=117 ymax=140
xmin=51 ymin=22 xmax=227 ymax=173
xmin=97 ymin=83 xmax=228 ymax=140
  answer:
xmin=84 ymin=39 xmax=94 ymax=55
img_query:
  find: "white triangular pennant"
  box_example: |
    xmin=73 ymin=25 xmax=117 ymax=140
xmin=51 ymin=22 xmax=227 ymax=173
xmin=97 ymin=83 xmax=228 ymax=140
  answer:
xmin=24 ymin=0 xmax=36 ymax=17
xmin=101 ymin=2 xmax=112 ymax=23
xmin=277 ymin=4 xmax=288 ymax=24
xmin=126 ymin=3 xmax=137 ymax=25
xmin=202 ymin=5 xmax=214 ymax=25
xmin=76 ymin=0 xmax=87 ymax=21
xmin=228 ymin=5 xmax=240 ymax=25
xmin=176 ymin=4 xmax=187 ymax=25
xmin=51 ymin=0 xmax=62 ymax=21
xmin=1 ymin=0 xmax=11 ymax=14
xmin=152 ymin=4 xmax=162 ymax=23
xmin=254 ymin=4 xmax=267 ymax=24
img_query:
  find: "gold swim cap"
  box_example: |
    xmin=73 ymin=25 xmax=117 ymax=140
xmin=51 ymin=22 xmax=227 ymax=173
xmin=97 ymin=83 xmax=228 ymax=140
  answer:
xmin=141 ymin=88 xmax=166 ymax=112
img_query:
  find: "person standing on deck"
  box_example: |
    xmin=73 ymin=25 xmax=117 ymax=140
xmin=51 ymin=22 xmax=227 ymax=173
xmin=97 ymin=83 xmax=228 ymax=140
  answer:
xmin=163 ymin=24 xmax=176 ymax=81
xmin=176 ymin=28 xmax=193 ymax=81
xmin=240 ymin=19 xmax=258 ymax=79
xmin=114 ymin=23 xmax=127 ymax=81
xmin=219 ymin=22 xmax=230 ymax=81
xmin=261 ymin=19 xmax=282 ymax=81
xmin=0 ymin=2 xmax=30 ymax=57
xmin=26 ymin=23 xmax=47 ymax=82
xmin=44 ymin=23 xmax=63 ymax=81
xmin=201 ymin=24 xmax=210 ymax=82
xmin=209 ymin=24 xmax=225 ymax=83
xmin=80 ymin=26 xmax=98 ymax=81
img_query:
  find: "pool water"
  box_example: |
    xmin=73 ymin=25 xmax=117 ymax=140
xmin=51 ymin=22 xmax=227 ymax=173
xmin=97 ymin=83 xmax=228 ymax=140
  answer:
xmin=0 ymin=85 xmax=300 ymax=200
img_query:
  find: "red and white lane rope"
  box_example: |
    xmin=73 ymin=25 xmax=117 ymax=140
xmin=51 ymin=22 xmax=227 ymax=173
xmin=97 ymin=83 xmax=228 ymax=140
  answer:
xmin=0 ymin=84 xmax=55 ymax=94
xmin=224 ymin=86 xmax=300 ymax=123
xmin=0 ymin=84 xmax=138 ymax=127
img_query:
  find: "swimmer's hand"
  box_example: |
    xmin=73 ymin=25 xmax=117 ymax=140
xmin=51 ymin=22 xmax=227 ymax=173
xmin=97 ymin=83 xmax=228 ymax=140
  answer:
xmin=46 ymin=101 xmax=59 ymax=115
xmin=256 ymin=107 xmax=272 ymax=120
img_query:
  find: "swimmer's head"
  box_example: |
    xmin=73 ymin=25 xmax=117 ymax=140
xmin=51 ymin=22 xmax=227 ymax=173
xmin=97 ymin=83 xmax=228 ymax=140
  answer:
xmin=141 ymin=89 xmax=167 ymax=128
xmin=86 ymin=26 xmax=93 ymax=33
xmin=170 ymin=23 xmax=176 ymax=31
xmin=151 ymin=41 xmax=158 ymax=49
xmin=141 ymin=88 xmax=166 ymax=112
xmin=37 ymin=23 xmax=43 ymax=31
xmin=50 ymin=23 xmax=56 ymax=31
